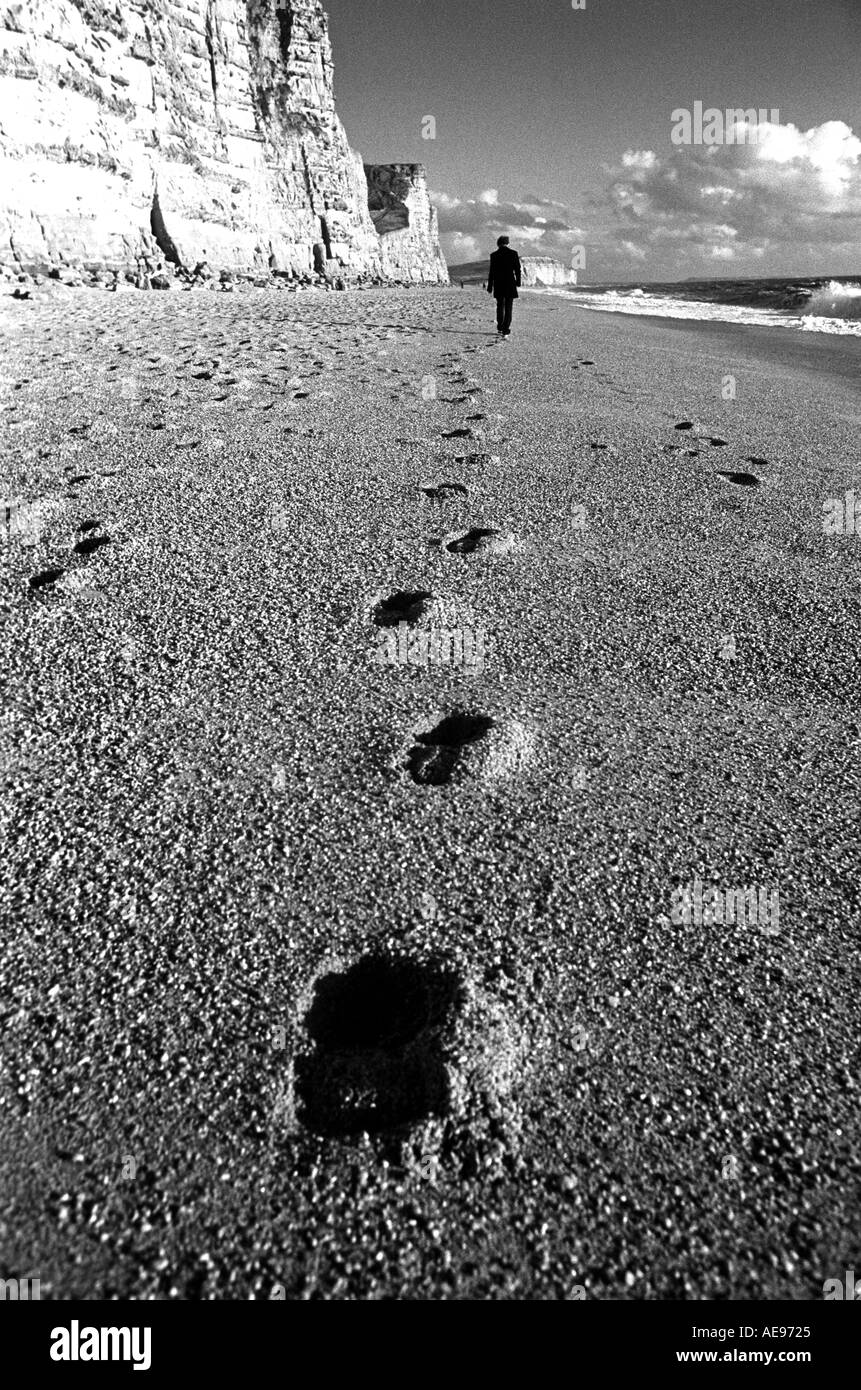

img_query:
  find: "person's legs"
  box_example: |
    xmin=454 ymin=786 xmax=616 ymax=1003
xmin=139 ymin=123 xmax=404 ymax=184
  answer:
xmin=495 ymin=295 xmax=505 ymax=332
xmin=502 ymin=297 xmax=514 ymax=334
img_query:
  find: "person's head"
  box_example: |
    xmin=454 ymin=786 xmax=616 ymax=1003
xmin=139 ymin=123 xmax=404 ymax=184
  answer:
xmin=497 ymin=236 xmax=510 ymax=248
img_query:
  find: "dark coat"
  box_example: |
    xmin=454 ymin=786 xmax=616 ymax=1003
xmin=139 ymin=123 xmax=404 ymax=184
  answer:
xmin=487 ymin=246 xmax=522 ymax=300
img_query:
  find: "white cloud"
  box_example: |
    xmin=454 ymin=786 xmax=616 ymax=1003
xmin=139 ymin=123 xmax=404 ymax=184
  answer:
xmin=600 ymin=116 xmax=861 ymax=274
xmin=441 ymin=230 xmax=482 ymax=264
xmin=622 ymin=150 xmax=657 ymax=170
xmin=433 ymin=116 xmax=861 ymax=278
xmin=432 ymin=188 xmax=584 ymax=266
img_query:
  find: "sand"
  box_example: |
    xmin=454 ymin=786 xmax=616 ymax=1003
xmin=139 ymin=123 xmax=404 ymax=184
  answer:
xmin=1 ymin=282 xmax=859 ymax=1300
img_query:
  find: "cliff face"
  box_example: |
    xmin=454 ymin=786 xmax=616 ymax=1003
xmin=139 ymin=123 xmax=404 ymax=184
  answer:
xmin=520 ymin=257 xmax=578 ymax=288
xmin=0 ymin=1 xmax=447 ymax=284
xmin=365 ymin=164 xmax=448 ymax=285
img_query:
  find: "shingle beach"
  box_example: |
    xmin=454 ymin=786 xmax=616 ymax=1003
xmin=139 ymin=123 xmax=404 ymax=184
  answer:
xmin=1 ymin=283 xmax=859 ymax=1299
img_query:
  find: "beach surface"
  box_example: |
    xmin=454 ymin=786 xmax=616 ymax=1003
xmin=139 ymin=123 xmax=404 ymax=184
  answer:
xmin=1 ymin=283 xmax=859 ymax=1300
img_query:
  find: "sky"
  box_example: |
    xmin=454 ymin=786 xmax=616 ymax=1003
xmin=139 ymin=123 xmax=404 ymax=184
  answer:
xmin=325 ymin=0 xmax=861 ymax=280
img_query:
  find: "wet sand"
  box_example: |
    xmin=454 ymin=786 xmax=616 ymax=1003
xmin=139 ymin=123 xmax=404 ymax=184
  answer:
xmin=1 ymin=283 xmax=859 ymax=1299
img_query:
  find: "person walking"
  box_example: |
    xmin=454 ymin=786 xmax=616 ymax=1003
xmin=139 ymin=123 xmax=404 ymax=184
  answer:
xmin=486 ymin=235 xmax=521 ymax=340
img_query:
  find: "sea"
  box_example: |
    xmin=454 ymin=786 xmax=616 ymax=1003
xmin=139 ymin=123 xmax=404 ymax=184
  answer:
xmin=530 ymin=277 xmax=861 ymax=337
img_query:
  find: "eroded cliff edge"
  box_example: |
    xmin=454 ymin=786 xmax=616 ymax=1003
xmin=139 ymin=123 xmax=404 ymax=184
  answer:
xmin=365 ymin=164 xmax=448 ymax=285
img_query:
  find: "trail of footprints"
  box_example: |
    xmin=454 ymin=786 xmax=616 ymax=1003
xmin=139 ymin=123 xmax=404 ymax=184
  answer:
xmin=29 ymin=496 xmax=112 ymax=591
xmin=373 ymin=356 xmax=775 ymax=797
xmin=300 ymin=343 xmax=782 ymax=1142
xmin=8 ymin=293 xmax=784 ymax=1148
xmin=293 ymin=309 xmax=521 ymax=1143
xmin=668 ymin=419 xmax=770 ymax=487
xmin=11 ymin=293 xmax=479 ymax=596
xmin=373 ymin=345 xmax=523 ymax=792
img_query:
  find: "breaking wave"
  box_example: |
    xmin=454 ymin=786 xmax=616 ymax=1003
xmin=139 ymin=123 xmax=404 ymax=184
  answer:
xmin=528 ymin=278 xmax=861 ymax=336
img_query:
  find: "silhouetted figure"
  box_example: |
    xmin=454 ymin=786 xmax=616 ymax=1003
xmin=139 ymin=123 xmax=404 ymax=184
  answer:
xmin=487 ymin=235 xmax=521 ymax=339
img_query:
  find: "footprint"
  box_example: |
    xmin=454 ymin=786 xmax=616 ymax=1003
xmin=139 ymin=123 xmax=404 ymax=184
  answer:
xmin=406 ymin=712 xmax=495 ymax=786
xmin=73 ymin=535 xmax=111 ymax=556
xmin=708 ymin=437 xmax=729 ymax=447
xmin=295 ymin=955 xmax=462 ymax=1135
xmin=78 ymin=520 xmax=100 ymax=534
xmin=374 ymin=590 xmax=434 ymax=628
xmin=716 ymin=471 xmax=760 ymax=488
xmin=446 ymin=528 xmax=516 ymax=556
xmin=29 ymin=568 xmax=64 ymax=589
xmin=420 ymin=481 xmax=468 ymax=503
xmin=674 ymin=421 xmax=695 ymax=431
xmin=746 ymin=456 xmax=769 ymax=467
xmin=442 ymin=428 xmax=474 ymax=440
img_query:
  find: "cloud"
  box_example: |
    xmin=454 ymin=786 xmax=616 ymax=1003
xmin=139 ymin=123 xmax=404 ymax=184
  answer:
xmin=599 ymin=117 xmax=861 ymax=275
xmin=433 ymin=117 xmax=861 ymax=279
xmin=441 ymin=230 xmax=483 ymax=264
xmin=432 ymin=189 xmax=584 ymax=265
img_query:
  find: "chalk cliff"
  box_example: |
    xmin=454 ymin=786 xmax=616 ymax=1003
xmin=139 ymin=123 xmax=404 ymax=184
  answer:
xmin=0 ymin=0 xmax=448 ymax=285
xmin=520 ymin=257 xmax=578 ymax=287
xmin=365 ymin=164 xmax=448 ymax=285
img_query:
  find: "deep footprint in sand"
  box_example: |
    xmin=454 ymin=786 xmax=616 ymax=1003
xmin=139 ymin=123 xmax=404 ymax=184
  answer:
xmin=73 ymin=534 xmax=111 ymax=556
xmin=374 ymin=590 xmax=435 ymax=627
xmin=29 ymin=568 xmax=64 ymax=590
xmin=295 ymin=955 xmax=463 ymax=1135
xmin=404 ymin=711 xmax=534 ymax=787
xmin=446 ymin=527 xmax=516 ymax=556
xmin=442 ymin=428 xmax=476 ymax=440
xmin=406 ymin=712 xmax=495 ymax=786
xmin=717 ymin=471 xmax=761 ymax=487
